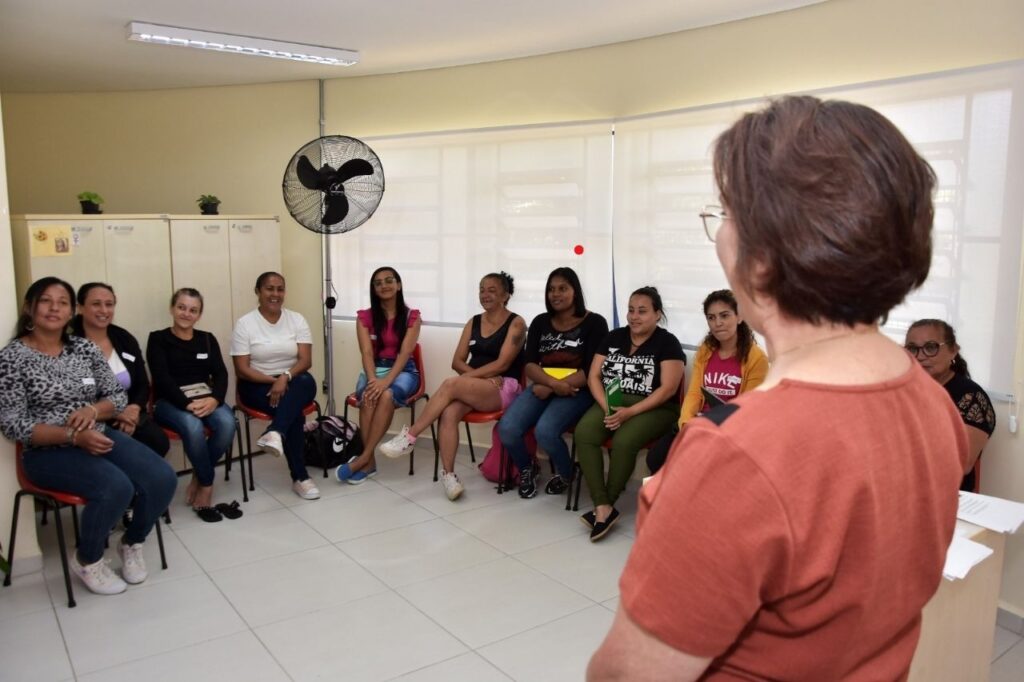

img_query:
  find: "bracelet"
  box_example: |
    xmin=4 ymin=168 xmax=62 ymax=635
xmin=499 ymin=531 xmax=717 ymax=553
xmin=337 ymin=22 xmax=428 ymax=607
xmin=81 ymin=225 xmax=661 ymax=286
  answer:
xmin=88 ymin=404 xmax=99 ymax=419
xmin=65 ymin=427 xmax=74 ymax=445
xmin=71 ymin=430 xmax=79 ymax=446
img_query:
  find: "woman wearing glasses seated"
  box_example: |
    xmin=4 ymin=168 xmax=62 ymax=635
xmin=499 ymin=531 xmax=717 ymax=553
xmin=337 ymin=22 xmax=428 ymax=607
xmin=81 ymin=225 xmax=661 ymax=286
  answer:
xmin=590 ymin=98 xmax=965 ymax=681
xmin=336 ymin=267 xmax=421 ymax=485
xmin=905 ymin=319 xmax=994 ymax=492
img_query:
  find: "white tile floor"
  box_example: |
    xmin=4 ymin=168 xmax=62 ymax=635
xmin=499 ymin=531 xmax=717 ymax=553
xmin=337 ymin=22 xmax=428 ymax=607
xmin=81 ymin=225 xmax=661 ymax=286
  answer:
xmin=1 ymin=443 xmax=1021 ymax=681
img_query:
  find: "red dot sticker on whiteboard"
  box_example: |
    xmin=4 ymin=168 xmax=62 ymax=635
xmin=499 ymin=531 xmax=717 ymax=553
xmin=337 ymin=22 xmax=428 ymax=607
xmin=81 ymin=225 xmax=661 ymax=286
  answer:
xmin=573 ymin=244 xmax=584 ymax=255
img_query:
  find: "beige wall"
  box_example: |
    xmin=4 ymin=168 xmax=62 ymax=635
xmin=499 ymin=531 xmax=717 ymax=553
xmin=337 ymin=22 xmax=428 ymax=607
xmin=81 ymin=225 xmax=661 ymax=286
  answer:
xmin=2 ymin=0 xmax=1023 ymax=611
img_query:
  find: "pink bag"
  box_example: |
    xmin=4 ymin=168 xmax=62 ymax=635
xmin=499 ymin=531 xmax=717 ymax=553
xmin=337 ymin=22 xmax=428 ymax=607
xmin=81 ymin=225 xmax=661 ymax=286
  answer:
xmin=478 ymin=423 xmax=537 ymax=484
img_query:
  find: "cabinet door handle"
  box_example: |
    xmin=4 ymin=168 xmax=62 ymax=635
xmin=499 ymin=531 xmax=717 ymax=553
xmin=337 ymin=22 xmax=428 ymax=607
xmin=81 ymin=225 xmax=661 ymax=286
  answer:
xmin=73 ymin=225 xmax=94 ymax=234
xmin=203 ymin=224 xmax=221 ymax=233
xmin=235 ymin=224 xmax=253 ymax=233
xmin=108 ymin=225 xmax=134 ymax=234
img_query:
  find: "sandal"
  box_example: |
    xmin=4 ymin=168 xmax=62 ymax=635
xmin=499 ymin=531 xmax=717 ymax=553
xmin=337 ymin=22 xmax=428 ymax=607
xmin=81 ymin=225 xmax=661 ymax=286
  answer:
xmin=193 ymin=506 xmax=223 ymax=523
xmin=215 ymin=501 xmax=244 ymax=520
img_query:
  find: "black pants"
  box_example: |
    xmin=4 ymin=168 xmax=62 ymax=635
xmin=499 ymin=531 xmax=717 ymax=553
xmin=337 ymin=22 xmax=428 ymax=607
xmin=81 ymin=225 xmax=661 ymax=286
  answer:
xmin=645 ymin=425 xmax=680 ymax=476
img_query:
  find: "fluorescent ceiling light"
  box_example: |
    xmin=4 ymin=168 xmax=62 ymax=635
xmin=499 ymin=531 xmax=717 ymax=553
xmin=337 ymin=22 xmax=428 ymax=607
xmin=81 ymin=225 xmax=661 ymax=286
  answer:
xmin=126 ymin=21 xmax=358 ymax=66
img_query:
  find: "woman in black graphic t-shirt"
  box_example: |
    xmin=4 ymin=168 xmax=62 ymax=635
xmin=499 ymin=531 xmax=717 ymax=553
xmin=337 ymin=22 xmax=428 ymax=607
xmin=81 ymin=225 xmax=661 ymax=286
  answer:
xmin=574 ymin=286 xmax=685 ymax=541
xmin=381 ymin=272 xmax=526 ymax=501
xmin=497 ymin=267 xmax=608 ymax=498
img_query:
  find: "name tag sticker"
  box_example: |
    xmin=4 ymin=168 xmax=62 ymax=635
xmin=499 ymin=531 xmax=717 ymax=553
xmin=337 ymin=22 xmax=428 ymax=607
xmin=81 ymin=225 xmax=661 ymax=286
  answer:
xmin=121 ymin=352 xmax=136 ymax=362
xmin=469 ymin=340 xmax=476 ymax=346
xmin=197 ymin=353 xmax=209 ymax=359
xmin=83 ymin=377 xmax=96 ymax=385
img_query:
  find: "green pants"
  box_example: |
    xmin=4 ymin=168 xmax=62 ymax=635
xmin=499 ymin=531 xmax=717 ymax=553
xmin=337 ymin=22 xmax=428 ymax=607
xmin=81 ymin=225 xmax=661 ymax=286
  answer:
xmin=574 ymin=395 xmax=680 ymax=507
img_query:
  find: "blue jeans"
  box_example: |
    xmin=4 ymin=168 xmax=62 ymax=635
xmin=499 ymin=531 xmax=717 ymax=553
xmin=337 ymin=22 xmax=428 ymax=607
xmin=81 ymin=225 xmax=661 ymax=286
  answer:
xmin=237 ymin=372 xmax=316 ymax=482
xmin=153 ymin=401 xmax=236 ymax=486
xmin=22 ymin=428 xmax=177 ymax=565
xmin=497 ymin=387 xmax=594 ymax=478
xmin=355 ymin=358 xmax=419 ymax=407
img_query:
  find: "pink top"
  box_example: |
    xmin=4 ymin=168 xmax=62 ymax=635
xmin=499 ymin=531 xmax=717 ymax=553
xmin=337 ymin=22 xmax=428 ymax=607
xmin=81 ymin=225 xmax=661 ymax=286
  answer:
xmin=700 ymin=350 xmax=742 ymax=413
xmin=356 ymin=308 xmax=421 ymax=360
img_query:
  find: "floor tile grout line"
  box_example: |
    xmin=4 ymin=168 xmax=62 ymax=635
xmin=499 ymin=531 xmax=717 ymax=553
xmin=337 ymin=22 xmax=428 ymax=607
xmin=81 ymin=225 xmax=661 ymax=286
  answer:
xmin=992 ymin=634 xmax=1024 ymax=663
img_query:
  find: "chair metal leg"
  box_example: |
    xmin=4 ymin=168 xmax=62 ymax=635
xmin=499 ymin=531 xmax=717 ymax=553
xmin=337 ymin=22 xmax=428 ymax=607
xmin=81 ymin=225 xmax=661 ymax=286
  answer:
xmin=408 ymin=403 xmax=417 ymax=476
xmin=50 ymin=500 xmax=76 ymax=608
xmin=466 ymin=423 xmax=476 ymax=463
xmin=566 ymin=439 xmax=576 ymax=511
xmin=4 ymin=491 xmax=25 ymax=588
xmin=154 ymin=517 xmax=168 ymax=570
xmin=243 ymin=415 xmax=257 ymax=492
xmin=71 ymin=505 xmax=80 ymax=544
xmin=572 ymin=461 xmax=583 ymax=511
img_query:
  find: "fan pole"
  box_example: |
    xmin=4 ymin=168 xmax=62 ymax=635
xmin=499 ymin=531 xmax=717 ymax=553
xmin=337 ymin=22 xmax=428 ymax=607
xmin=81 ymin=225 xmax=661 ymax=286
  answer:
xmin=318 ymin=79 xmax=336 ymax=415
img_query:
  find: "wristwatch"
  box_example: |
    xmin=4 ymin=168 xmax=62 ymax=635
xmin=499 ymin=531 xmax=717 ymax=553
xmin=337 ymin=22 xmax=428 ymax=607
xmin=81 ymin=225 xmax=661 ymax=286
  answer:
xmin=284 ymin=370 xmax=293 ymax=382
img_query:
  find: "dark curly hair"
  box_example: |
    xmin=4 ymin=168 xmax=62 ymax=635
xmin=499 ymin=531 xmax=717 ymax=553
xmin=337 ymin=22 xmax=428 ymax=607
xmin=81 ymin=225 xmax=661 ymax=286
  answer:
xmin=907 ymin=319 xmax=970 ymax=378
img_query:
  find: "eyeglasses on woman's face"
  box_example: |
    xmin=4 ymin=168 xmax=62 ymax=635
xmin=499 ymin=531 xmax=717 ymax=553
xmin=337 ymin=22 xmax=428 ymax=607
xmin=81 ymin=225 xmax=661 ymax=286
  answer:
xmin=904 ymin=341 xmax=949 ymax=357
xmin=373 ymin=276 xmax=397 ymax=288
xmin=700 ymin=205 xmax=729 ymax=243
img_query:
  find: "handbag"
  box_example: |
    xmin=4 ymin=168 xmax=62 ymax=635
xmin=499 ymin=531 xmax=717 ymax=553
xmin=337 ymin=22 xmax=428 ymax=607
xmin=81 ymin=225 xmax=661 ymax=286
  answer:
xmin=303 ymin=415 xmax=364 ymax=469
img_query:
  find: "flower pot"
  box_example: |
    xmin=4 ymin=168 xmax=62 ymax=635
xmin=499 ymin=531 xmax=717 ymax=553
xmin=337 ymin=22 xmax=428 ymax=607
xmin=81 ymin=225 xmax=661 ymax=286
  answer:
xmin=80 ymin=200 xmax=102 ymax=214
xmin=200 ymin=203 xmax=219 ymax=215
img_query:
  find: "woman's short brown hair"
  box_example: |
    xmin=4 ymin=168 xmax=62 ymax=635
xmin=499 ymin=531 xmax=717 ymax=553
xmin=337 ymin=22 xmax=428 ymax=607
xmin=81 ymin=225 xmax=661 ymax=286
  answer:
xmin=713 ymin=95 xmax=936 ymax=326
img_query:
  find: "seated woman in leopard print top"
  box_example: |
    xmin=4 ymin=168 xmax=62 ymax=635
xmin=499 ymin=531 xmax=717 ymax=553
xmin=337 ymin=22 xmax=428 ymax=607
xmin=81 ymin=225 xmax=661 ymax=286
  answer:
xmin=0 ymin=277 xmax=177 ymax=596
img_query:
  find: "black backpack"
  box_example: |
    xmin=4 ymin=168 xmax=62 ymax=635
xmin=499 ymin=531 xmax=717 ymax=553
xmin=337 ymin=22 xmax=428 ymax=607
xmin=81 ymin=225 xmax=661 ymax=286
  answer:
xmin=303 ymin=416 xmax=364 ymax=469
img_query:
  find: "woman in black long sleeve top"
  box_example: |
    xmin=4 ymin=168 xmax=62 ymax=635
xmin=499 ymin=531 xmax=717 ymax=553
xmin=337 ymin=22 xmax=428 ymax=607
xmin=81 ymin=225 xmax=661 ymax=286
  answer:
xmin=148 ymin=288 xmax=236 ymax=522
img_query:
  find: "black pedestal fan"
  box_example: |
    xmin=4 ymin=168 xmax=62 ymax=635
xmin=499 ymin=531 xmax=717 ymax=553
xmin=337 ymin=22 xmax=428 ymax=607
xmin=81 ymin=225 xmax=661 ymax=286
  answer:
xmin=282 ymin=135 xmax=385 ymax=413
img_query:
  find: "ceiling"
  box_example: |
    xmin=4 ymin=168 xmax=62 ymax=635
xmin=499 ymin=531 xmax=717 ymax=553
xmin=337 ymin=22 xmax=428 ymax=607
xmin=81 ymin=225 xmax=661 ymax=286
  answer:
xmin=0 ymin=0 xmax=829 ymax=93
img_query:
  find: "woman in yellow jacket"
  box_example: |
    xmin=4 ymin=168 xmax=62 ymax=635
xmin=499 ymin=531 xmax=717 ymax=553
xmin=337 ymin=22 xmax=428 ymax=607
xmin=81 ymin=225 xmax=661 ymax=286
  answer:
xmin=646 ymin=289 xmax=768 ymax=474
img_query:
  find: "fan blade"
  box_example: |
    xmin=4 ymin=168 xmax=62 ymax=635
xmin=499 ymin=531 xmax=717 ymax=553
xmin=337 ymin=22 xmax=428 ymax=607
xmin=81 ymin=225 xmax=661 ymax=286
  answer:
xmin=296 ymin=155 xmax=326 ymax=191
xmin=335 ymin=158 xmax=375 ymax=184
xmin=322 ymin=195 xmax=350 ymax=226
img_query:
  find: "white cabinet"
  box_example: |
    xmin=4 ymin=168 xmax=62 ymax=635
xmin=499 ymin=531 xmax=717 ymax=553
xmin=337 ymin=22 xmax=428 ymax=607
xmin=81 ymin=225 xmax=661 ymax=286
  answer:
xmin=11 ymin=215 xmax=171 ymax=345
xmin=228 ymin=217 xmax=281 ymax=318
xmin=166 ymin=215 xmax=281 ymax=403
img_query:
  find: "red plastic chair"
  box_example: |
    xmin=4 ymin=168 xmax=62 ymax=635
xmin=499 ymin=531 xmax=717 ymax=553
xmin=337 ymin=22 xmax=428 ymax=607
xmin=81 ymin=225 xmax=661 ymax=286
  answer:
xmin=4 ymin=443 xmax=167 ymax=608
xmin=234 ymin=394 xmax=321 ymax=489
xmin=442 ymin=369 xmax=526 ymax=494
xmin=343 ymin=344 xmax=437 ymax=476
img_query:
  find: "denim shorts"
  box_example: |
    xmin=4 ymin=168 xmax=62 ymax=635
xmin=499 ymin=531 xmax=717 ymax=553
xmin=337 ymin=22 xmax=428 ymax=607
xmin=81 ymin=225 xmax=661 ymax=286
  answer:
xmin=355 ymin=358 xmax=419 ymax=407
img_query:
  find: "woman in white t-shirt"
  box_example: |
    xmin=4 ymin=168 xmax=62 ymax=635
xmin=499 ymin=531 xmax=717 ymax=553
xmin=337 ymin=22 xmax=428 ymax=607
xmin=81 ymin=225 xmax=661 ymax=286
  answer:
xmin=230 ymin=271 xmax=319 ymax=500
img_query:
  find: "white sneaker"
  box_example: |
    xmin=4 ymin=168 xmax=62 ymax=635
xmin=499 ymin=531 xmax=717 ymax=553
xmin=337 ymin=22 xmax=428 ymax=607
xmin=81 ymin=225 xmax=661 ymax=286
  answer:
xmin=293 ymin=478 xmax=321 ymax=500
xmin=117 ymin=540 xmax=148 ymax=584
xmin=441 ymin=471 xmax=464 ymax=501
xmin=380 ymin=425 xmax=415 ymax=459
xmin=256 ymin=430 xmax=284 ymax=457
xmin=70 ymin=554 xmax=127 ymax=595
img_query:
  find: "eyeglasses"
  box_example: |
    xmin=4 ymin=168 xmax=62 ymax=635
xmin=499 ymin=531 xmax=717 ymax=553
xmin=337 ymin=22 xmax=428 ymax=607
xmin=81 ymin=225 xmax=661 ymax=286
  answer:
xmin=904 ymin=341 xmax=949 ymax=357
xmin=700 ymin=205 xmax=729 ymax=243
xmin=372 ymin=276 xmax=397 ymax=287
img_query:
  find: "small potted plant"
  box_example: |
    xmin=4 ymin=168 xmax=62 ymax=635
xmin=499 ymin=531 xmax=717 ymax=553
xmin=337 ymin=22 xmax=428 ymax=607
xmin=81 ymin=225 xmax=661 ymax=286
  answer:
xmin=77 ymin=191 xmax=104 ymax=214
xmin=197 ymin=194 xmax=221 ymax=215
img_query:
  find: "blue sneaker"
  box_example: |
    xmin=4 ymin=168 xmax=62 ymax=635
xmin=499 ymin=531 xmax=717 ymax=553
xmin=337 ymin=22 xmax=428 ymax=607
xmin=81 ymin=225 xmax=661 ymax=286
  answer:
xmin=346 ymin=468 xmax=377 ymax=485
xmin=334 ymin=463 xmax=354 ymax=483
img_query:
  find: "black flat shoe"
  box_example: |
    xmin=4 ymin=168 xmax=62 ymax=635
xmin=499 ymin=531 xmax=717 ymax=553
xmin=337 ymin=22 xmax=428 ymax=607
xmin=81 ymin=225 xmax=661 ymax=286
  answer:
xmin=215 ymin=501 xmax=244 ymax=520
xmin=193 ymin=506 xmax=223 ymax=523
xmin=590 ymin=508 xmax=620 ymax=542
xmin=580 ymin=510 xmax=596 ymax=529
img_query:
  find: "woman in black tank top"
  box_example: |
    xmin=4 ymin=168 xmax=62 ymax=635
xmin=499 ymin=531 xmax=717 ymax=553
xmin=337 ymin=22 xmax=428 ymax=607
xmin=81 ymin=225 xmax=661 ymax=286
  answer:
xmin=380 ymin=272 xmax=527 ymax=501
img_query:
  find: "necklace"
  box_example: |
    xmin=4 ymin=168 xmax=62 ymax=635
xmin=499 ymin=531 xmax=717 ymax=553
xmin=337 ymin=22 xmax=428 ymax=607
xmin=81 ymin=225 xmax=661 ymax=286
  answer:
xmin=772 ymin=330 xmax=862 ymax=361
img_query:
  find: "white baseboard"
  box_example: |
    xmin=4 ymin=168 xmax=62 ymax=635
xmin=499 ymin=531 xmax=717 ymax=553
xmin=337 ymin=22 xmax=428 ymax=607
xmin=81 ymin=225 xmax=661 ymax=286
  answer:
xmin=997 ymin=606 xmax=1024 ymax=634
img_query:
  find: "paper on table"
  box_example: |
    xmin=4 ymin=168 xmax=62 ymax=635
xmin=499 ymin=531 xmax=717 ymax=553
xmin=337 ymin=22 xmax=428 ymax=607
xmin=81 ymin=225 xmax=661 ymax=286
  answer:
xmin=956 ymin=491 xmax=1024 ymax=534
xmin=942 ymin=535 xmax=994 ymax=581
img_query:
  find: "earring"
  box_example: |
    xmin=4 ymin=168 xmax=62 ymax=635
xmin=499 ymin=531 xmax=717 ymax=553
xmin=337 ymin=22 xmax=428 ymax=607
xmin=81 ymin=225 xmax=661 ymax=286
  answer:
xmin=25 ymin=321 xmax=34 ymax=331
